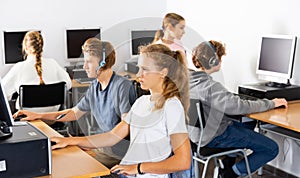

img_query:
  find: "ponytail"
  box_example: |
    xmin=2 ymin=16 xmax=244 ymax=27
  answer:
xmin=139 ymin=44 xmax=190 ymax=115
xmin=152 ymin=29 xmax=164 ymax=43
xmin=172 ymin=50 xmax=186 ymax=68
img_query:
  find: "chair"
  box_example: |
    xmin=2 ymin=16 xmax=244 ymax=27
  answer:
xmin=19 ymin=82 xmax=68 ymax=134
xmin=19 ymin=82 xmax=67 ymax=110
xmin=188 ymin=99 xmax=252 ymax=178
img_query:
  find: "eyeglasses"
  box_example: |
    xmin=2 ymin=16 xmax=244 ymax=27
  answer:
xmin=137 ymin=67 xmax=162 ymax=75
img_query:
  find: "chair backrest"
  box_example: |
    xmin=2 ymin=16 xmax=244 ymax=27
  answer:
xmin=189 ymin=99 xmax=235 ymax=158
xmin=188 ymin=98 xmax=206 ymax=156
xmin=131 ymin=80 xmax=150 ymax=101
xmin=19 ymin=82 xmax=67 ymax=110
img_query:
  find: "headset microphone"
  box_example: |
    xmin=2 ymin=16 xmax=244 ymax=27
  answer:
xmin=96 ymin=43 xmax=106 ymax=74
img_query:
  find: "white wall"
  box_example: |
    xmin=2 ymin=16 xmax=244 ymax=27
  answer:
xmin=167 ymin=0 xmax=300 ymax=92
xmin=0 ymin=0 xmax=167 ymax=77
xmin=167 ymin=1 xmax=300 ymax=176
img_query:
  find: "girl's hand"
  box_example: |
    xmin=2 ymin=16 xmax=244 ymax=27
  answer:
xmin=110 ymin=164 xmax=139 ymax=176
xmin=50 ymin=137 xmax=71 ymax=150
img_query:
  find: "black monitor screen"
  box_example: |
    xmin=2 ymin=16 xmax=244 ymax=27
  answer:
xmin=0 ymin=82 xmax=14 ymax=126
xmin=3 ymin=31 xmax=27 ymax=64
xmin=131 ymin=30 xmax=156 ymax=55
xmin=66 ymin=28 xmax=101 ymax=59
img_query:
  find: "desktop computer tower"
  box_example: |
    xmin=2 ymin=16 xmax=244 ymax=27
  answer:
xmin=238 ymin=82 xmax=300 ymax=101
xmin=0 ymin=123 xmax=51 ymax=177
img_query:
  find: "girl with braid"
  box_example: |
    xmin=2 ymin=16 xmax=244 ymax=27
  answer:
xmin=2 ymin=31 xmax=72 ymax=112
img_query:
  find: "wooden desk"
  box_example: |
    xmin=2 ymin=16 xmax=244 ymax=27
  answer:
xmin=72 ymin=79 xmax=90 ymax=88
xmin=248 ymin=100 xmax=300 ymax=133
xmin=248 ymin=100 xmax=300 ymax=176
xmin=31 ymin=120 xmax=110 ymax=178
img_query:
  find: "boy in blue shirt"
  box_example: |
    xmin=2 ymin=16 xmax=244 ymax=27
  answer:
xmin=14 ymin=38 xmax=136 ymax=168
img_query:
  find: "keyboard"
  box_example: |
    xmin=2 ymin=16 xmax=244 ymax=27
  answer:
xmin=95 ymin=173 xmax=120 ymax=178
xmin=75 ymin=78 xmax=95 ymax=84
xmin=234 ymin=93 xmax=259 ymax=101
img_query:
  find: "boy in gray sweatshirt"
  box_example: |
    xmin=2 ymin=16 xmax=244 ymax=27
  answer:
xmin=189 ymin=40 xmax=287 ymax=178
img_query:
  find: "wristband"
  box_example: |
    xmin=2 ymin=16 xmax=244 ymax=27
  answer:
xmin=56 ymin=114 xmax=66 ymax=120
xmin=137 ymin=163 xmax=145 ymax=175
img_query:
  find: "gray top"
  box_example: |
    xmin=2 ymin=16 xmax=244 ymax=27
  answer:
xmin=189 ymin=71 xmax=275 ymax=146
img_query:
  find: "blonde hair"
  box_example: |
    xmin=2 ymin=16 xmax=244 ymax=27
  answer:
xmin=153 ymin=13 xmax=185 ymax=43
xmin=82 ymin=38 xmax=116 ymax=70
xmin=22 ymin=31 xmax=45 ymax=85
xmin=139 ymin=43 xmax=190 ymax=114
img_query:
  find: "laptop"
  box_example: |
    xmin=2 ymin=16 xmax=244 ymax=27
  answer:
xmin=73 ymin=68 xmax=95 ymax=84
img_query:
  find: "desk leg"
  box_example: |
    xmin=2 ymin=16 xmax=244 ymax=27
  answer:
xmin=69 ymin=87 xmax=80 ymax=136
xmin=257 ymin=121 xmax=263 ymax=176
xmin=70 ymin=87 xmax=100 ymax=136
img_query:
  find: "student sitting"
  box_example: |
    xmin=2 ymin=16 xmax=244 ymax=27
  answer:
xmin=2 ymin=31 xmax=72 ymax=113
xmin=49 ymin=44 xmax=192 ymax=177
xmin=14 ymin=38 xmax=136 ymax=168
xmin=189 ymin=40 xmax=287 ymax=178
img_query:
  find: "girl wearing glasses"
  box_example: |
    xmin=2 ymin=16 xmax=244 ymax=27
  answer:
xmin=50 ymin=43 xmax=192 ymax=177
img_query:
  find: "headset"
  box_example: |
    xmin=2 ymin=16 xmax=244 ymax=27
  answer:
xmin=205 ymin=41 xmax=219 ymax=69
xmin=96 ymin=42 xmax=106 ymax=74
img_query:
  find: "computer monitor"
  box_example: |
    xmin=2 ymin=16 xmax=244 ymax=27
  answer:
xmin=65 ymin=28 xmax=101 ymax=62
xmin=256 ymin=34 xmax=297 ymax=87
xmin=130 ymin=30 xmax=156 ymax=56
xmin=2 ymin=30 xmax=28 ymax=64
xmin=0 ymin=79 xmax=14 ymax=126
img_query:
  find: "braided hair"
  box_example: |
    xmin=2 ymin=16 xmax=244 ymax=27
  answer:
xmin=22 ymin=31 xmax=45 ymax=85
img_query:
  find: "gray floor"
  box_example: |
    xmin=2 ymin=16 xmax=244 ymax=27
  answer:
xmin=199 ymin=161 xmax=298 ymax=178
xmin=252 ymin=165 xmax=298 ymax=178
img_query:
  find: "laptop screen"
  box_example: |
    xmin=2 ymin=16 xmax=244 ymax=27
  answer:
xmin=0 ymin=79 xmax=14 ymax=126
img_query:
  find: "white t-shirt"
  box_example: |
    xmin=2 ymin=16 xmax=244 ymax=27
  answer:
xmin=121 ymin=95 xmax=187 ymax=178
xmin=2 ymin=55 xmax=72 ymax=112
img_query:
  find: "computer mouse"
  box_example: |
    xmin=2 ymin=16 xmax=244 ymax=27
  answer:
xmin=276 ymin=105 xmax=286 ymax=109
xmin=14 ymin=114 xmax=27 ymax=121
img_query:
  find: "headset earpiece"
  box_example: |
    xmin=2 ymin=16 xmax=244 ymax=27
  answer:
xmin=100 ymin=47 xmax=106 ymax=67
xmin=96 ymin=43 xmax=106 ymax=73
xmin=208 ymin=56 xmax=219 ymax=68
xmin=205 ymin=41 xmax=219 ymax=68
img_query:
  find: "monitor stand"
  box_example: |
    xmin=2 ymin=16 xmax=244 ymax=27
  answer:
xmin=265 ymin=80 xmax=291 ymax=88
